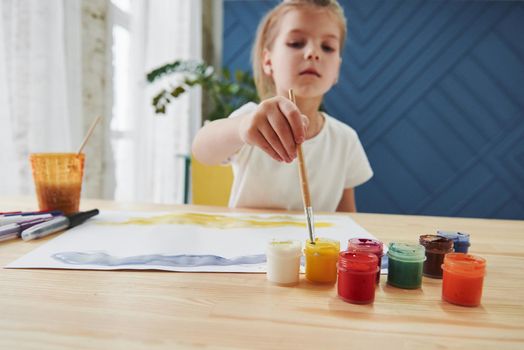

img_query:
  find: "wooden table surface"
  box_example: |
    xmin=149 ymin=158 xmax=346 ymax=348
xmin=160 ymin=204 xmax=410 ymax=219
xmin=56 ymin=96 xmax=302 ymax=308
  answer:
xmin=1 ymin=197 xmax=523 ymax=349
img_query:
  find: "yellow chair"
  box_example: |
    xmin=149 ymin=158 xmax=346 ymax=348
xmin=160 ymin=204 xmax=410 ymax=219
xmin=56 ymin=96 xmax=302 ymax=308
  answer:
xmin=191 ymin=156 xmax=233 ymax=206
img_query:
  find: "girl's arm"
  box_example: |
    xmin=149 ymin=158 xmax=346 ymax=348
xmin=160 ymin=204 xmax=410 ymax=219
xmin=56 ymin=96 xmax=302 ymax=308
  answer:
xmin=192 ymin=97 xmax=307 ymax=165
xmin=192 ymin=117 xmax=246 ymax=165
xmin=336 ymin=188 xmax=356 ymax=212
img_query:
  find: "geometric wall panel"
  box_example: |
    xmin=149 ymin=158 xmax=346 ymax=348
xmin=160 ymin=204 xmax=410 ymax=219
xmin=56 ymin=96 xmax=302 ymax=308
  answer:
xmin=223 ymin=0 xmax=524 ymax=219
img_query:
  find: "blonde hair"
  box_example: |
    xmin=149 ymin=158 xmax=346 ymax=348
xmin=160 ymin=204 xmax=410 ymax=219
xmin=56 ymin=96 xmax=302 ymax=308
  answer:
xmin=251 ymin=0 xmax=347 ymax=100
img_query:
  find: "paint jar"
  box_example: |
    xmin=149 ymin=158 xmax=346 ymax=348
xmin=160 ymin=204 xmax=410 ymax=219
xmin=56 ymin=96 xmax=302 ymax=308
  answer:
xmin=442 ymin=253 xmax=486 ymax=307
xmin=304 ymin=238 xmax=340 ymax=284
xmin=337 ymin=251 xmax=378 ymax=304
xmin=266 ymin=240 xmax=302 ymax=286
xmin=437 ymin=231 xmax=470 ymax=253
xmin=387 ymin=242 xmax=425 ymax=289
xmin=419 ymin=235 xmax=453 ymax=279
xmin=347 ymin=238 xmax=384 ymax=284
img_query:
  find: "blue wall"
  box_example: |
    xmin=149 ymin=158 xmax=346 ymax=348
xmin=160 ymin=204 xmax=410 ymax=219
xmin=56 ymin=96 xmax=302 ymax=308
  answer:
xmin=223 ymin=0 xmax=524 ymax=219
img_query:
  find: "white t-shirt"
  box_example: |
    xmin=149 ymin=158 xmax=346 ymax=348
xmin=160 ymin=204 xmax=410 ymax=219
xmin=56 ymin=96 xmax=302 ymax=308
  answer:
xmin=228 ymin=102 xmax=373 ymax=212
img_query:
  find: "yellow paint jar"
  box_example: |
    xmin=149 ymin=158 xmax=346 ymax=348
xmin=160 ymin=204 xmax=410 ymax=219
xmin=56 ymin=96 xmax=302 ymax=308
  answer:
xmin=304 ymin=238 xmax=340 ymax=283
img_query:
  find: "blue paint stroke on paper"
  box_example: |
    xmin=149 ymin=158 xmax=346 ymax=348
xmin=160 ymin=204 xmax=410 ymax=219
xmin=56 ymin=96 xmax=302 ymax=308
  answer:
xmin=52 ymin=251 xmax=266 ymax=267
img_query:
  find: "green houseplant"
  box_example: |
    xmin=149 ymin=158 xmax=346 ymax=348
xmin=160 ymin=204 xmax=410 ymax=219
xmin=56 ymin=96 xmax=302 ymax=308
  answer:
xmin=146 ymin=60 xmax=258 ymax=204
xmin=146 ymin=59 xmax=259 ymax=121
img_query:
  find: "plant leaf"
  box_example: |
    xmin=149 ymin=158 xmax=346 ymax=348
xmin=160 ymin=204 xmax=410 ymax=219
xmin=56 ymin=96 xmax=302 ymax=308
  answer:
xmin=171 ymin=86 xmax=186 ymax=98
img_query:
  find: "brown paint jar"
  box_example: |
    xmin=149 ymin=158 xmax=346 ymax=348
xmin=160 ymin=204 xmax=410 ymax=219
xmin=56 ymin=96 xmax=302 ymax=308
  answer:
xmin=419 ymin=235 xmax=453 ymax=279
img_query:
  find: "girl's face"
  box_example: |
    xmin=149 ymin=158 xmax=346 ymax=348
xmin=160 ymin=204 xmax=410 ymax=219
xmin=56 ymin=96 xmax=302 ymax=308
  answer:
xmin=263 ymin=7 xmax=342 ymax=99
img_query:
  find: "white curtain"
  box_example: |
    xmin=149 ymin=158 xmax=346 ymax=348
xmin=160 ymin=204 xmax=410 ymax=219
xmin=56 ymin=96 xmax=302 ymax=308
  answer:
xmin=0 ymin=0 xmax=202 ymax=203
xmin=0 ymin=0 xmax=82 ymax=196
xmin=113 ymin=0 xmax=202 ymax=203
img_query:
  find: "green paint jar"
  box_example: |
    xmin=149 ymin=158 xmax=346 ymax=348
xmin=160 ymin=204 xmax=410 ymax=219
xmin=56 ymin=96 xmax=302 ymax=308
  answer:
xmin=387 ymin=242 xmax=426 ymax=289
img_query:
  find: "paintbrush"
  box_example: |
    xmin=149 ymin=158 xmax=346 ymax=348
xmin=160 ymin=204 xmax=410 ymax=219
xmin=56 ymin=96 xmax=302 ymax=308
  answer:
xmin=288 ymin=89 xmax=315 ymax=244
xmin=77 ymin=116 xmax=102 ymax=154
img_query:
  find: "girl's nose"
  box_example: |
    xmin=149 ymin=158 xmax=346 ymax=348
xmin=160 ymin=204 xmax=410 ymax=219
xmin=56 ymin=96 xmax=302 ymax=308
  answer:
xmin=305 ymin=48 xmax=320 ymax=61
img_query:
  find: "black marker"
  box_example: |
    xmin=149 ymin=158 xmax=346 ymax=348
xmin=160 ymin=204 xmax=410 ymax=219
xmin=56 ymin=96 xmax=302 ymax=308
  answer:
xmin=21 ymin=209 xmax=100 ymax=241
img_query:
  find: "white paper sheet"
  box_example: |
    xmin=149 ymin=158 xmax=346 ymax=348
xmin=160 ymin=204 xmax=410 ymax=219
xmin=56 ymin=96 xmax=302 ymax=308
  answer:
xmin=6 ymin=210 xmax=381 ymax=273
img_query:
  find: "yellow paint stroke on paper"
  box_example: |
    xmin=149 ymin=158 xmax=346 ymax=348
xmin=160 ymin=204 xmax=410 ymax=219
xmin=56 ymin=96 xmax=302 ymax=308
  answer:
xmin=102 ymin=212 xmax=333 ymax=229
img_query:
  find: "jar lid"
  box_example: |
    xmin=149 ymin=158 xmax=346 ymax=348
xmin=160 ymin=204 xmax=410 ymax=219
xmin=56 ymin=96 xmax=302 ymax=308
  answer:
xmin=266 ymin=240 xmax=302 ymax=257
xmin=338 ymin=251 xmax=378 ymax=272
xmin=443 ymin=253 xmax=486 ymax=275
xmin=347 ymin=238 xmax=383 ymax=256
xmin=304 ymin=237 xmax=340 ymax=255
xmin=437 ymin=230 xmax=470 ymax=243
xmin=387 ymin=242 xmax=425 ymax=262
xmin=419 ymin=234 xmax=453 ymax=251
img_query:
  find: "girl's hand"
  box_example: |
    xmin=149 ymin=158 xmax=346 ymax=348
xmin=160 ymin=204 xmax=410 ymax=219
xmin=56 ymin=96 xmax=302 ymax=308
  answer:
xmin=238 ymin=96 xmax=308 ymax=162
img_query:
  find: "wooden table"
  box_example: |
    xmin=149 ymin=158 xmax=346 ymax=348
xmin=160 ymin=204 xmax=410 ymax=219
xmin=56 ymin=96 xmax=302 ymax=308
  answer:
xmin=1 ymin=197 xmax=523 ymax=349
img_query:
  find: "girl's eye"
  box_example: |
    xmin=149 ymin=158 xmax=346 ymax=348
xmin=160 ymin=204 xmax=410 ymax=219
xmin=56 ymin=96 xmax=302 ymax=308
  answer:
xmin=322 ymin=44 xmax=335 ymax=53
xmin=287 ymin=41 xmax=304 ymax=49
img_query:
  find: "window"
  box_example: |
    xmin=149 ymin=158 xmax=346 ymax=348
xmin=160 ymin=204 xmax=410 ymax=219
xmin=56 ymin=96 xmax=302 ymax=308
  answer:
xmin=108 ymin=0 xmax=202 ymax=204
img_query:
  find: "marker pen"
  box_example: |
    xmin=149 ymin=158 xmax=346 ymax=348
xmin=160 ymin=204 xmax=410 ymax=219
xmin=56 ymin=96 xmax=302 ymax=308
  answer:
xmin=0 ymin=210 xmax=63 ymax=226
xmin=0 ymin=211 xmax=22 ymax=216
xmin=1 ymin=210 xmax=62 ymax=217
xmin=0 ymin=217 xmax=54 ymax=242
xmin=21 ymin=209 xmax=99 ymax=241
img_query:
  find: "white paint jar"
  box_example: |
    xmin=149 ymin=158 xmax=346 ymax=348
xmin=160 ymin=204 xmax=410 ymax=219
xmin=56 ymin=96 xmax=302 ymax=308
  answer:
xmin=266 ymin=240 xmax=302 ymax=286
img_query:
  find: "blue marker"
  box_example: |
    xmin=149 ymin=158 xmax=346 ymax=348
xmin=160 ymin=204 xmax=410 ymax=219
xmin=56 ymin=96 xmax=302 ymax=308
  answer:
xmin=21 ymin=209 xmax=99 ymax=241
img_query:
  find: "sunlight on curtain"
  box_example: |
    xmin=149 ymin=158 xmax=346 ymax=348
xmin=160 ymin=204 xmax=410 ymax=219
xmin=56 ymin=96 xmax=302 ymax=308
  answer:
xmin=0 ymin=0 xmax=81 ymax=196
xmin=0 ymin=7 xmax=19 ymax=195
xmin=110 ymin=0 xmax=202 ymax=204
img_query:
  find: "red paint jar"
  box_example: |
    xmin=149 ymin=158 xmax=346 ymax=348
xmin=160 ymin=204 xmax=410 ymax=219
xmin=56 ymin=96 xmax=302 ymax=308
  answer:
xmin=347 ymin=238 xmax=384 ymax=283
xmin=337 ymin=251 xmax=378 ymax=304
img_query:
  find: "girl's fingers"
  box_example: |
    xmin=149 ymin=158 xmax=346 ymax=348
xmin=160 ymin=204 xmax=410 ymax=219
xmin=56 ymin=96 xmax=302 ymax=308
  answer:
xmin=259 ymin=120 xmax=291 ymax=162
xmin=266 ymin=109 xmax=297 ymax=160
xmin=253 ymin=130 xmax=284 ymax=162
xmin=277 ymin=98 xmax=306 ymax=144
xmin=242 ymin=97 xmax=310 ymax=161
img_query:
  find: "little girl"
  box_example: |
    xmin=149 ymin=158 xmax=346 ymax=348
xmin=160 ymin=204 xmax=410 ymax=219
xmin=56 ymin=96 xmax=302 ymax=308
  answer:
xmin=192 ymin=0 xmax=373 ymax=212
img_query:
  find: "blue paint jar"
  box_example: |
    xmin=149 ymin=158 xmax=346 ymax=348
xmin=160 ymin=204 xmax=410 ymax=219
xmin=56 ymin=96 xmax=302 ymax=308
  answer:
xmin=437 ymin=231 xmax=470 ymax=253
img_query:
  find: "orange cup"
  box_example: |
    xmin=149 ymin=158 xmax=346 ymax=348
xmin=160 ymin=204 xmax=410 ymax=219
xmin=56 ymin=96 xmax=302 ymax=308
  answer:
xmin=442 ymin=253 xmax=486 ymax=307
xmin=30 ymin=153 xmax=85 ymax=215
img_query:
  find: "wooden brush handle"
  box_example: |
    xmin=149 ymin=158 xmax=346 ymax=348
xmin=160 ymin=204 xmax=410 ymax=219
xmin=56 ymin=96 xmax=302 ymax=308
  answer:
xmin=288 ymin=89 xmax=312 ymax=209
xmin=296 ymin=144 xmax=311 ymax=207
xmin=288 ymin=88 xmax=315 ymax=242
